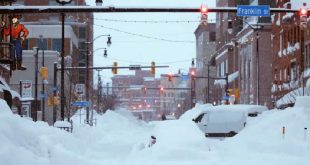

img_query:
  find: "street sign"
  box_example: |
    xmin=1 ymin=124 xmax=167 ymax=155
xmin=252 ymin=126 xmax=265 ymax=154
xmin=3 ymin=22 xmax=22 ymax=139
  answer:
xmin=75 ymin=84 xmax=85 ymax=95
xmin=237 ymin=5 xmax=270 ymax=17
xmin=129 ymin=65 xmax=141 ymax=70
xmin=21 ymin=80 xmax=32 ymax=98
xmin=39 ymin=93 xmax=48 ymax=98
xmin=71 ymin=101 xmax=90 ymax=107
xmin=223 ymin=96 xmax=230 ymax=100
xmin=181 ymin=74 xmax=189 ymax=80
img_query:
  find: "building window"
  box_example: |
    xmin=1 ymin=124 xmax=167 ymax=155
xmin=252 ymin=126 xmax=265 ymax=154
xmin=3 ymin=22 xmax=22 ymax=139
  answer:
xmin=225 ymin=59 xmax=228 ymax=74
xmin=279 ymin=34 xmax=282 ymax=57
xmin=209 ymin=32 xmax=216 ymax=42
xmin=52 ymin=39 xmax=61 ymax=52
xmin=221 ymin=62 xmax=225 ymax=76
xmin=79 ymin=27 xmax=86 ymax=39
xmin=290 ymin=62 xmax=297 ymax=81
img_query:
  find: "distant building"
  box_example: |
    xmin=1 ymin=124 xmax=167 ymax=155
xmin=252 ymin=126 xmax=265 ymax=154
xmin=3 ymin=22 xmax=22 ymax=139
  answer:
xmin=194 ymin=23 xmax=217 ymax=104
xmin=159 ymin=71 xmax=191 ymax=119
xmin=111 ymin=70 xmax=160 ymax=121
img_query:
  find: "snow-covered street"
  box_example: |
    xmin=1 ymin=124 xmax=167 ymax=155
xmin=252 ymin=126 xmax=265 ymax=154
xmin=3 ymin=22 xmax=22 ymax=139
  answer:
xmin=1 ymin=98 xmax=310 ymax=165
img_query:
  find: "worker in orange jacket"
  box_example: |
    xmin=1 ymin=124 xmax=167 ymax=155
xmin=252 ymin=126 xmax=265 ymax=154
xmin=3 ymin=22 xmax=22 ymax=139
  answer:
xmin=2 ymin=14 xmax=29 ymax=70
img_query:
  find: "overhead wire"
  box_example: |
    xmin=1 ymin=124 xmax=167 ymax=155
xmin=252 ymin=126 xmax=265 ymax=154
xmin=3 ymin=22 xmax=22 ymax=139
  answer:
xmin=94 ymin=23 xmax=195 ymax=43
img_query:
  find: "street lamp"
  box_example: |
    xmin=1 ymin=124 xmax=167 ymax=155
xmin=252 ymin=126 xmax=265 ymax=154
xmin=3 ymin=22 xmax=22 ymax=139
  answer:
xmin=56 ymin=0 xmax=72 ymax=121
xmin=33 ymin=47 xmax=39 ymax=121
xmin=39 ymin=35 xmax=46 ymax=121
xmin=85 ymin=35 xmax=111 ymax=125
xmin=95 ymin=0 xmax=103 ymax=6
xmin=56 ymin=0 xmax=72 ymax=5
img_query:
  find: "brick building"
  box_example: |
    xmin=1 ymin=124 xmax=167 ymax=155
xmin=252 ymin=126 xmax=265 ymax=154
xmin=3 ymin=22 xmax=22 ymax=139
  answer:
xmin=194 ymin=23 xmax=217 ymax=104
xmin=111 ymin=70 xmax=160 ymax=121
xmin=197 ymin=0 xmax=275 ymax=107
xmin=271 ymin=0 xmax=310 ymax=108
xmin=0 ymin=0 xmax=94 ymax=123
xmin=159 ymin=72 xmax=191 ymax=119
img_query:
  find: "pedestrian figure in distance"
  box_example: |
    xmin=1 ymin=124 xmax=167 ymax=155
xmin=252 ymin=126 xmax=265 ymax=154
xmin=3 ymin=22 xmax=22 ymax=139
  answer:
xmin=148 ymin=135 xmax=156 ymax=148
xmin=161 ymin=114 xmax=166 ymax=120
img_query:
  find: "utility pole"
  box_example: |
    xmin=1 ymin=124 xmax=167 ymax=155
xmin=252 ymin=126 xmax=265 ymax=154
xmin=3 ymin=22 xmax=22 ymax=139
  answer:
xmin=53 ymin=62 xmax=57 ymax=124
xmin=60 ymin=12 xmax=65 ymax=121
xmin=207 ymin=62 xmax=210 ymax=103
xmin=256 ymin=30 xmax=260 ymax=105
xmin=225 ymin=73 xmax=229 ymax=105
xmin=39 ymin=35 xmax=46 ymax=121
xmin=85 ymin=42 xmax=90 ymax=124
xmin=33 ymin=47 xmax=39 ymax=121
xmin=97 ymin=70 xmax=102 ymax=114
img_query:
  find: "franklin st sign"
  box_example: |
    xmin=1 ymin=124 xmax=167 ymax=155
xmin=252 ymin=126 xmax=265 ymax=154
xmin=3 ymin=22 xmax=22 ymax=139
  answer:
xmin=237 ymin=5 xmax=270 ymax=17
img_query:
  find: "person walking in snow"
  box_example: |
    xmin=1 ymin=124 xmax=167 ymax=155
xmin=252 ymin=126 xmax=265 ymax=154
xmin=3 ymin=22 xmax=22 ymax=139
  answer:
xmin=148 ymin=135 xmax=156 ymax=147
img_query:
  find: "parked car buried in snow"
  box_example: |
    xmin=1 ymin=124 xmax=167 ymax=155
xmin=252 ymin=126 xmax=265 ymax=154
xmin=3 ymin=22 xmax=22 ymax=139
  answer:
xmin=192 ymin=105 xmax=248 ymax=137
xmin=225 ymin=104 xmax=268 ymax=117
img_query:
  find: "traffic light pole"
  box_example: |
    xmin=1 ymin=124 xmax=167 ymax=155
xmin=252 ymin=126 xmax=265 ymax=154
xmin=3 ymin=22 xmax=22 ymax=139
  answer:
xmin=191 ymin=77 xmax=195 ymax=108
xmin=53 ymin=62 xmax=57 ymax=124
xmin=0 ymin=6 xmax=300 ymax=14
xmin=85 ymin=42 xmax=90 ymax=125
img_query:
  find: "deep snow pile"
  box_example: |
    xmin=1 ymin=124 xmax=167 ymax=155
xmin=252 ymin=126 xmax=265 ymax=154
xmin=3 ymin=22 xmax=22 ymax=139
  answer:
xmin=0 ymin=98 xmax=310 ymax=165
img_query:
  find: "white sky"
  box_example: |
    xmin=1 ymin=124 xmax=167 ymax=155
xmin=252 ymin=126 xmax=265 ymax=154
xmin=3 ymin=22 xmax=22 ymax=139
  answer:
xmin=85 ymin=0 xmax=308 ymax=84
xmin=85 ymin=0 xmax=216 ymax=84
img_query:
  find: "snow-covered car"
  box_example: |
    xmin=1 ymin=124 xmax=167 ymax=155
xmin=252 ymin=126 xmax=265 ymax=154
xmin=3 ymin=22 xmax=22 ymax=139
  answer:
xmin=225 ymin=104 xmax=268 ymax=117
xmin=192 ymin=106 xmax=247 ymax=137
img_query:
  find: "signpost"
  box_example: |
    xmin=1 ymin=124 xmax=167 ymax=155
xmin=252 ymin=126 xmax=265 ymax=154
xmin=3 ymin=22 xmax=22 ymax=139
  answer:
xmin=21 ymin=80 xmax=32 ymax=98
xmin=71 ymin=101 xmax=90 ymax=107
xmin=237 ymin=5 xmax=270 ymax=17
xmin=75 ymin=84 xmax=85 ymax=95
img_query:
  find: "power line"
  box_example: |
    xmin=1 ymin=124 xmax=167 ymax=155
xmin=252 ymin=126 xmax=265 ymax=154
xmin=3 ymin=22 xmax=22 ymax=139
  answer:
xmin=94 ymin=56 xmax=194 ymax=65
xmin=93 ymin=17 xmax=201 ymax=23
xmin=94 ymin=24 xmax=195 ymax=43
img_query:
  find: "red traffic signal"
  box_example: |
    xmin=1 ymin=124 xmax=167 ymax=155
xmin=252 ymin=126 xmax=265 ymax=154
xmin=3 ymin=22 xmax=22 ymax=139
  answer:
xmin=200 ymin=4 xmax=208 ymax=14
xmin=112 ymin=62 xmax=118 ymax=74
xmin=160 ymin=87 xmax=164 ymax=94
xmin=168 ymin=72 xmax=173 ymax=82
xmin=300 ymin=8 xmax=308 ymax=16
xmin=190 ymin=71 xmax=196 ymax=80
xmin=151 ymin=61 xmax=155 ymax=75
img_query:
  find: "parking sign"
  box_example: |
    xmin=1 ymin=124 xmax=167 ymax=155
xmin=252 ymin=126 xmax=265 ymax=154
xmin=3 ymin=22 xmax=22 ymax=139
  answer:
xmin=75 ymin=84 xmax=85 ymax=95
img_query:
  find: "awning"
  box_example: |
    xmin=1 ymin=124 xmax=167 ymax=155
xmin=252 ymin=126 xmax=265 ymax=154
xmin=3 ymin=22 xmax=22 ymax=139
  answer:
xmin=0 ymin=76 xmax=21 ymax=99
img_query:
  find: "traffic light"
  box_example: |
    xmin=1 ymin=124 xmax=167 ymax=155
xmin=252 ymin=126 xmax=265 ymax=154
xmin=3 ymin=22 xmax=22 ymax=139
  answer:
xmin=190 ymin=70 xmax=196 ymax=80
xmin=151 ymin=61 xmax=155 ymax=75
xmin=168 ymin=73 xmax=173 ymax=82
xmin=53 ymin=96 xmax=60 ymax=105
xmin=48 ymin=95 xmax=53 ymax=106
xmin=227 ymin=19 xmax=233 ymax=34
xmin=226 ymin=89 xmax=233 ymax=96
xmin=112 ymin=62 xmax=118 ymax=74
xmin=200 ymin=4 xmax=208 ymax=14
xmin=200 ymin=4 xmax=208 ymax=23
xmin=300 ymin=7 xmax=308 ymax=26
xmin=40 ymin=66 xmax=48 ymax=80
xmin=142 ymin=87 xmax=147 ymax=94
xmin=160 ymin=87 xmax=164 ymax=94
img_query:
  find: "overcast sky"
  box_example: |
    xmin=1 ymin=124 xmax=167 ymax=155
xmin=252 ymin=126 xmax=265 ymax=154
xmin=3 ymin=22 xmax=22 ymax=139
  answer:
xmin=85 ymin=0 xmax=216 ymax=84
xmin=86 ymin=0 xmax=308 ymax=84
